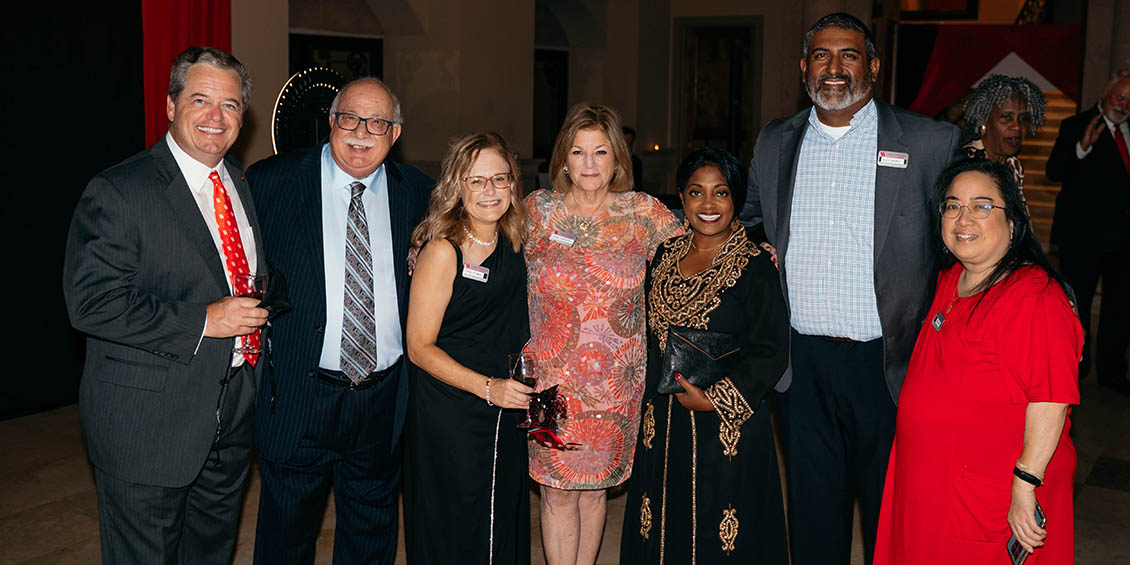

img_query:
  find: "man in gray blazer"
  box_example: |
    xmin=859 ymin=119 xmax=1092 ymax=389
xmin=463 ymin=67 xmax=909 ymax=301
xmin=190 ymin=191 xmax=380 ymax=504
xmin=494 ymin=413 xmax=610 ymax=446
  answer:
xmin=739 ymin=13 xmax=960 ymax=565
xmin=63 ymin=47 xmax=268 ymax=564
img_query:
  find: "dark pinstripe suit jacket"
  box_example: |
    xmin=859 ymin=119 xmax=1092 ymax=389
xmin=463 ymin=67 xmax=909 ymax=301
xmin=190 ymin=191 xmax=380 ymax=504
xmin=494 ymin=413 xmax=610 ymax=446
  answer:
xmin=247 ymin=145 xmax=434 ymax=461
xmin=63 ymin=137 xmax=266 ymax=487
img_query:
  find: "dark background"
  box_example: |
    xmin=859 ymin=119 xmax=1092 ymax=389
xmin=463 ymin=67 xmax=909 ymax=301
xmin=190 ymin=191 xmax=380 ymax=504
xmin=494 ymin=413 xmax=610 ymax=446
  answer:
xmin=1 ymin=6 xmax=145 ymax=419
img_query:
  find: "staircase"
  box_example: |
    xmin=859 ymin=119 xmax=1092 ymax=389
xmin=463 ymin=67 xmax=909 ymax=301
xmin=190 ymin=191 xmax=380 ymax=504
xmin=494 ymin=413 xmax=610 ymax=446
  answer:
xmin=1019 ymin=90 xmax=1077 ymax=249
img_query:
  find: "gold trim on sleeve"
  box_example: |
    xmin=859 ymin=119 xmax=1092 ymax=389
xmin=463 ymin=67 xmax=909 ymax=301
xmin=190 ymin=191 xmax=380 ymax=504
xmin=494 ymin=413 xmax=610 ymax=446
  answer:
xmin=720 ymin=506 xmax=738 ymax=554
xmin=705 ymin=377 xmax=754 ymax=457
xmin=640 ymin=493 xmax=653 ymax=540
xmin=642 ymin=401 xmax=655 ymax=450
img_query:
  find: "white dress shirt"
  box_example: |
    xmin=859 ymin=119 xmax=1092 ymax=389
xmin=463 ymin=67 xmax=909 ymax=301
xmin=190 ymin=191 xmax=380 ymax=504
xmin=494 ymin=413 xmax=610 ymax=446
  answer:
xmin=318 ymin=144 xmax=403 ymax=372
xmin=165 ymin=132 xmax=258 ymax=366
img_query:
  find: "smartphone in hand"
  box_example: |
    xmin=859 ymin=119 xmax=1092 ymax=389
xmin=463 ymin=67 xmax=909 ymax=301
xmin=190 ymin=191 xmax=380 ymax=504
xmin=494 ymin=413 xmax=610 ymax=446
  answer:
xmin=1006 ymin=500 xmax=1047 ymax=565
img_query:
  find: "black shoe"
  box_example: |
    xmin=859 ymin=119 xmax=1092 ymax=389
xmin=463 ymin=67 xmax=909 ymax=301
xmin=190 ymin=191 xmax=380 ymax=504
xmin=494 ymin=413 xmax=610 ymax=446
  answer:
xmin=1098 ymin=377 xmax=1130 ymax=396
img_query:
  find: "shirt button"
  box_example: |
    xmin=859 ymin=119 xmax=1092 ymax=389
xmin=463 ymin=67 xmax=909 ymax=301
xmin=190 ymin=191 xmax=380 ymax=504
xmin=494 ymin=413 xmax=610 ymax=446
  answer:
xmin=827 ymin=260 xmax=832 ymax=267
xmin=831 ymin=181 xmax=836 ymax=187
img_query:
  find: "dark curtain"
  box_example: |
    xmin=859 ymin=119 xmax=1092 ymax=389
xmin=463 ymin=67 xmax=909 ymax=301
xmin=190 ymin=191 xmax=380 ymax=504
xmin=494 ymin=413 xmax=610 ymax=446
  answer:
xmin=907 ymin=25 xmax=1083 ymax=119
xmin=142 ymin=0 xmax=232 ymax=146
xmin=1 ymin=5 xmax=144 ymax=419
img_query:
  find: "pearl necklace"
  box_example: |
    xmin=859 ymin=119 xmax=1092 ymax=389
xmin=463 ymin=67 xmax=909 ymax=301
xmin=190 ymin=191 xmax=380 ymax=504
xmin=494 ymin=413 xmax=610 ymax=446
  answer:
xmin=464 ymin=226 xmax=498 ymax=246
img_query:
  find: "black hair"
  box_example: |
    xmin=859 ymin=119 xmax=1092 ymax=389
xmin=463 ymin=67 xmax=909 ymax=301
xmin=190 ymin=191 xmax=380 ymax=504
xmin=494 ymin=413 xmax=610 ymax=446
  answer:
xmin=802 ymin=12 xmax=876 ymax=63
xmin=928 ymin=159 xmax=1070 ymax=306
xmin=674 ymin=146 xmax=747 ymax=213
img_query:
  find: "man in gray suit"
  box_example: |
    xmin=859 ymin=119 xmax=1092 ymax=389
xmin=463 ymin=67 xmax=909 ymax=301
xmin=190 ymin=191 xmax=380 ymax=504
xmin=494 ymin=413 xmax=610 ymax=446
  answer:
xmin=64 ymin=46 xmax=267 ymax=564
xmin=739 ymin=13 xmax=960 ymax=565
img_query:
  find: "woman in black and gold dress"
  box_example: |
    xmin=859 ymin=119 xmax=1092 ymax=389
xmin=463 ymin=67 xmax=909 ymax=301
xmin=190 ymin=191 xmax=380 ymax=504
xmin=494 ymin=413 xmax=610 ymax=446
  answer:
xmin=621 ymin=146 xmax=790 ymax=564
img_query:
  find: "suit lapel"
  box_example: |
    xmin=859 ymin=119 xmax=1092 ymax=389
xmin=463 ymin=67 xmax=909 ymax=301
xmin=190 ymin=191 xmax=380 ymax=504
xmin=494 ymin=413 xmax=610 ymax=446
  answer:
xmin=776 ymin=111 xmax=807 ymax=261
xmin=298 ymin=149 xmax=328 ymax=310
xmin=385 ymin=161 xmax=410 ymax=322
xmin=873 ymin=100 xmax=908 ymax=262
xmin=154 ymin=139 xmax=231 ymax=293
xmin=224 ymin=159 xmax=268 ymax=276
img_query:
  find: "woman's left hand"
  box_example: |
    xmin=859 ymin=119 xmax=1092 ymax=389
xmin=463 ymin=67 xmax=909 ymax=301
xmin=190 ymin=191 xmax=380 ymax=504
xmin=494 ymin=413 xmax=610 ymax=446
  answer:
xmin=673 ymin=373 xmax=716 ymax=412
xmin=1007 ymin=478 xmax=1047 ymax=554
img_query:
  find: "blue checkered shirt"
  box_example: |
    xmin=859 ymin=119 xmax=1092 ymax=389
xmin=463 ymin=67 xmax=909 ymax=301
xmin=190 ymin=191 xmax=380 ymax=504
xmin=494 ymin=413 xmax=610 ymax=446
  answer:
xmin=785 ymin=100 xmax=882 ymax=340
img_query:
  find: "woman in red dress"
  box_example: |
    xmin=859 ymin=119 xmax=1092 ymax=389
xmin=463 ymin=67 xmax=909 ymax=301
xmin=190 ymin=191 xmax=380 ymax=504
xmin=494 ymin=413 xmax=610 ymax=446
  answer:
xmin=874 ymin=159 xmax=1081 ymax=564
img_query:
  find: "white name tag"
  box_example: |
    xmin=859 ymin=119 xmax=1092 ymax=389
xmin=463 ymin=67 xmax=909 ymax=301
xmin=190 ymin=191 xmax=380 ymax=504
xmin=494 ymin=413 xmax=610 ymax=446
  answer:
xmin=461 ymin=263 xmax=489 ymax=283
xmin=877 ymin=150 xmax=909 ymax=168
xmin=549 ymin=229 xmax=577 ymax=247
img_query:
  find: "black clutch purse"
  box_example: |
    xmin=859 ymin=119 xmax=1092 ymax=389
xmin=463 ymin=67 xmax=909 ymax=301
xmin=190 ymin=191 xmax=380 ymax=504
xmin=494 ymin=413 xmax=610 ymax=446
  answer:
xmin=657 ymin=326 xmax=742 ymax=395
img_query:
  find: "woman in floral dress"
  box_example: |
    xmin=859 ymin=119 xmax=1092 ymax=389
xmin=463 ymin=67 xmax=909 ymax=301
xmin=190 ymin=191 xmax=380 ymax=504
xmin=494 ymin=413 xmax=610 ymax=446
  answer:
xmin=525 ymin=103 xmax=680 ymax=563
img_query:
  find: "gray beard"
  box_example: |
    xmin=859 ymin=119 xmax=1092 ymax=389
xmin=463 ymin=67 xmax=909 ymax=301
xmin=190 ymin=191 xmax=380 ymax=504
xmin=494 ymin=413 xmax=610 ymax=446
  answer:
xmin=805 ymin=74 xmax=873 ymax=112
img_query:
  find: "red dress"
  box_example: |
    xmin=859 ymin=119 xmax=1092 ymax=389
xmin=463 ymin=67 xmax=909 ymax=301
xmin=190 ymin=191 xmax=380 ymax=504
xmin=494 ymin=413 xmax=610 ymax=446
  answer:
xmin=874 ymin=265 xmax=1081 ymax=564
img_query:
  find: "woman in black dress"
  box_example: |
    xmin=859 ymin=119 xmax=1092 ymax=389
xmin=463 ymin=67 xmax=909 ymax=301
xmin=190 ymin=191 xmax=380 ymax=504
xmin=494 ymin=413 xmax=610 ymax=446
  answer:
xmin=621 ymin=147 xmax=790 ymax=564
xmin=405 ymin=132 xmax=532 ymax=565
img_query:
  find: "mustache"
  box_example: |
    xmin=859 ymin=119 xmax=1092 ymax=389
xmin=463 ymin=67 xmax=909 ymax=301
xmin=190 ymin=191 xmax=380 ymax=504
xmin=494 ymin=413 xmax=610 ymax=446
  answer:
xmin=343 ymin=136 xmax=376 ymax=148
xmin=816 ymin=73 xmax=851 ymax=86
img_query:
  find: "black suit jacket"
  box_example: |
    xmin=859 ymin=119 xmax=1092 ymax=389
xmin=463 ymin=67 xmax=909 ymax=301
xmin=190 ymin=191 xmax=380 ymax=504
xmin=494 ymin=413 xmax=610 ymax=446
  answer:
xmin=247 ymin=145 xmax=434 ymax=462
xmin=63 ymin=137 xmax=266 ymax=487
xmin=1048 ymin=106 xmax=1130 ymax=249
xmin=740 ymin=99 xmax=961 ymax=402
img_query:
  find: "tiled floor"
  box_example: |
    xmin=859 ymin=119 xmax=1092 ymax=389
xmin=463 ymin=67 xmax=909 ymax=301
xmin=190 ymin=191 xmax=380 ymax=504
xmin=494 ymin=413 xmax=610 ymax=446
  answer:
xmin=2 ymin=376 xmax=1128 ymax=564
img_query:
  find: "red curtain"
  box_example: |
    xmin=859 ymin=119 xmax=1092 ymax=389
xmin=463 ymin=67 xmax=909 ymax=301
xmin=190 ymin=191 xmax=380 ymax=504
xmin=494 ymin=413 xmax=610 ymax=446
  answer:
xmin=142 ymin=0 xmax=232 ymax=147
xmin=907 ymin=25 xmax=1082 ymax=119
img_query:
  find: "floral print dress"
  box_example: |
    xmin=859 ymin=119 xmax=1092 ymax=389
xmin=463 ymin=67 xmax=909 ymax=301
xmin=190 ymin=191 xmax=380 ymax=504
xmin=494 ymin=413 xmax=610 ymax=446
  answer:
xmin=525 ymin=189 xmax=680 ymax=489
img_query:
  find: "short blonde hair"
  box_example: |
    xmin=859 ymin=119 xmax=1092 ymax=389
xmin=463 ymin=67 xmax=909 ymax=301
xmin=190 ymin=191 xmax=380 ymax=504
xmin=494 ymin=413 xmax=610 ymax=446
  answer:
xmin=548 ymin=103 xmax=634 ymax=194
xmin=411 ymin=132 xmax=527 ymax=252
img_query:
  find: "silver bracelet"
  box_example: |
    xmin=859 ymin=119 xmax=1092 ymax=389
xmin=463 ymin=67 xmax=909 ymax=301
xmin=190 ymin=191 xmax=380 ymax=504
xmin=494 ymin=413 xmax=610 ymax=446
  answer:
xmin=485 ymin=378 xmax=494 ymax=407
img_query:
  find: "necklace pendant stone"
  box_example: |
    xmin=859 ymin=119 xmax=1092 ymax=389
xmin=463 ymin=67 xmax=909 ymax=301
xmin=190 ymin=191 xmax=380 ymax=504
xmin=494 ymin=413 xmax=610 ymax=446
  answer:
xmin=931 ymin=311 xmax=945 ymax=332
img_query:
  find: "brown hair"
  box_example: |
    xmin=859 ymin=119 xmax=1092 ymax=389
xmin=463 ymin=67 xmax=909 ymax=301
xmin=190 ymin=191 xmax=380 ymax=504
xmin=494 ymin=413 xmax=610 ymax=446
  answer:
xmin=548 ymin=103 xmax=634 ymax=194
xmin=411 ymin=132 xmax=527 ymax=252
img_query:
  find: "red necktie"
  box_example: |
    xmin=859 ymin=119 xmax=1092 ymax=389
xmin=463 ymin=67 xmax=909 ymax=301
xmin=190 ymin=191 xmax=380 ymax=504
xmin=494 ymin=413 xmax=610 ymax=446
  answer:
xmin=1115 ymin=125 xmax=1130 ymax=176
xmin=210 ymin=171 xmax=259 ymax=366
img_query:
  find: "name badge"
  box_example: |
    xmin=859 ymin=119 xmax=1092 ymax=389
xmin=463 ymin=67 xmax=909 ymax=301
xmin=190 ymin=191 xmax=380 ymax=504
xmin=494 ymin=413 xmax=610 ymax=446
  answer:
xmin=549 ymin=229 xmax=577 ymax=247
xmin=877 ymin=150 xmax=909 ymax=169
xmin=461 ymin=263 xmax=489 ymax=283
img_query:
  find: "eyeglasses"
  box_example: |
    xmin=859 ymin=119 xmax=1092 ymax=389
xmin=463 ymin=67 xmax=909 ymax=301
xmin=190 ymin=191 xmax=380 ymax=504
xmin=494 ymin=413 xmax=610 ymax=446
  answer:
xmin=939 ymin=200 xmax=1007 ymax=219
xmin=333 ymin=112 xmax=396 ymax=136
xmin=462 ymin=174 xmax=513 ymax=192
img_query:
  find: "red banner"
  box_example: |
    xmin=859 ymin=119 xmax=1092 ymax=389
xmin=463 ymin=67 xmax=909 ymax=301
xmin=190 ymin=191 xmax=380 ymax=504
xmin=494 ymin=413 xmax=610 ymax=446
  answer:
xmin=142 ymin=0 xmax=232 ymax=147
xmin=907 ymin=25 xmax=1082 ymax=119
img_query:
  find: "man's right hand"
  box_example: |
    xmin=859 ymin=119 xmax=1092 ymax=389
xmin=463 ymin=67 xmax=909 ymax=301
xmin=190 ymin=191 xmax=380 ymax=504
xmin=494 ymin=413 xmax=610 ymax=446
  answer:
xmin=205 ymin=297 xmax=268 ymax=338
xmin=1080 ymin=114 xmax=1106 ymax=151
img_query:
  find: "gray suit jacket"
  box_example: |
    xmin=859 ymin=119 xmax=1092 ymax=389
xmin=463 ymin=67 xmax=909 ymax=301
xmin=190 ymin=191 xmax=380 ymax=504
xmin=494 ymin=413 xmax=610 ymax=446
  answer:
xmin=740 ymin=99 xmax=961 ymax=402
xmin=63 ymin=137 xmax=265 ymax=487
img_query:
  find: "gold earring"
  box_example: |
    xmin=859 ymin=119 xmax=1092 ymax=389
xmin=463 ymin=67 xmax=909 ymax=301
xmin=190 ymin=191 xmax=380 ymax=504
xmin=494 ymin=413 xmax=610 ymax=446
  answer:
xmin=563 ymin=167 xmax=569 ymax=174
xmin=980 ymin=123 xmax=986 ymax=137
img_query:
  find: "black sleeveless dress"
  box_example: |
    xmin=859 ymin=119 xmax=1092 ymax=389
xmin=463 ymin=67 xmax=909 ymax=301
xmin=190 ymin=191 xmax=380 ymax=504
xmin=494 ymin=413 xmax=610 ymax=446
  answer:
xmin=403 ymin=237 xmax=531 ymax=565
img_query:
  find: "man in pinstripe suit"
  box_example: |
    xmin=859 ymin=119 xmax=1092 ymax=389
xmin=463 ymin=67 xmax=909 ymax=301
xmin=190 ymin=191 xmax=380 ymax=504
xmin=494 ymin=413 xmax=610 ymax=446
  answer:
xmin=63 ymin=47 xmax=267 ymax=564
xmin=248 ymin=78 xmax=434 ymax=564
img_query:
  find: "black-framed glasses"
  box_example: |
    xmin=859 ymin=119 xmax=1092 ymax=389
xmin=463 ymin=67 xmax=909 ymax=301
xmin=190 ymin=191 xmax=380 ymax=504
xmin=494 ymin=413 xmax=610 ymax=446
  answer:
xmin=940 ymin=200 xmax=1007 ymax=219
xmin=462 ymin=174 xmax=513 ymax=192
xmin=333 ymin=112 xmax=396 ymax=136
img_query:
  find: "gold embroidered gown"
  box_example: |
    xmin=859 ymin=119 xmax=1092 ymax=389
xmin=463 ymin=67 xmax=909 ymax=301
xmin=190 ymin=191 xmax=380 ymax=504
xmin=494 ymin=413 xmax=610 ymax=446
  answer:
xmin=621 ymin=227 xmax=789 ymax=564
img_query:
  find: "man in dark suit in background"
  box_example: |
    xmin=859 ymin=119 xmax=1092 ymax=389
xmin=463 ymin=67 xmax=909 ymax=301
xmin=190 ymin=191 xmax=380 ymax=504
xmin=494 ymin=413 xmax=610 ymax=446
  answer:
xmin=1048 ymin=70 xmax=1130 ymax=396
xmin=248 ymin=78 xmax=434 ymax=564
xmin=740 ymin=13 xmax=960 ymax=564
xmin=63 ymin=46 xmax=267 ymax=564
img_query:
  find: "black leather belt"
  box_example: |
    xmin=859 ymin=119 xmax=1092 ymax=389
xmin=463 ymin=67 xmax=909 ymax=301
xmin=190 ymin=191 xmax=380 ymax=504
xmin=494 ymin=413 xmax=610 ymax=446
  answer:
xmin=316 ymin=357 xmax=402 ymax=390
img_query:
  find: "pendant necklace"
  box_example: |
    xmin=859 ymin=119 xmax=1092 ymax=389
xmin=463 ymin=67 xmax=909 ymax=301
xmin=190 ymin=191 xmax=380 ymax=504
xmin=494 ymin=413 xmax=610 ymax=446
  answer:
xmin=932 ymin=286 xmax=960 ymax=332
xmin=464 ymin=226 xmax=498 ymax=246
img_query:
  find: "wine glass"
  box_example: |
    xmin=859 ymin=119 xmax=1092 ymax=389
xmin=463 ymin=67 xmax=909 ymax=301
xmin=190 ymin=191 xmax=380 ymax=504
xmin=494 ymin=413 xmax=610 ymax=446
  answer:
xmin=233 ymin=273 xmax=268 ymax=355
xmin=508 ymin=351 xmax=535 ymax=428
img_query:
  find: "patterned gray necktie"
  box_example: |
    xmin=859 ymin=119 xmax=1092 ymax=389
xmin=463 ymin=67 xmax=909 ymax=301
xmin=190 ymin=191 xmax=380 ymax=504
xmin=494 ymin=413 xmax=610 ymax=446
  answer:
xmin=340 ymin=181 xmax=377 ymax=383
